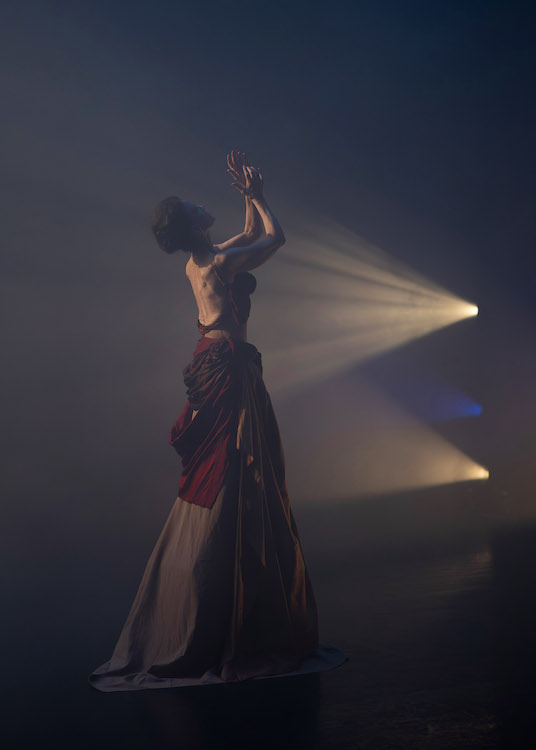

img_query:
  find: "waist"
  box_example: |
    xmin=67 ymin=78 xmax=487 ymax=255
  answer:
xmin=192 ymin=332 xmax=257 ymax=359
xmin=202 ymin=327 xmax=246 ymax=342
xmin=197 ymin=315 xmax=247 ymax=340
xmin=197 ymin=297 xmax=250 ymax=335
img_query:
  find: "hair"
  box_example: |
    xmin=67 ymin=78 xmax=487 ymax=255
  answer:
xmin=151 ymin=196 xmax=191 ymax=254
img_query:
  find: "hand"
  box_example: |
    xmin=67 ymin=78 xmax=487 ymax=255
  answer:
xmin=231 ymin=165 xmax=264 ymax=200
xmin=227 ymin=150 xmax=249 ymax=191
xmin=227 ymin=150 xmax=264 ymax=199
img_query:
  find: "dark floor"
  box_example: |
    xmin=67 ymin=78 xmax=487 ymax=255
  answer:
xmin=5 ymin=481 xmax=536 ymax=749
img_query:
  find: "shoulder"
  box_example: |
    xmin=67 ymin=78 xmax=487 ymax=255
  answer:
xmin=212 ymin=252 xmax=236 ymax=285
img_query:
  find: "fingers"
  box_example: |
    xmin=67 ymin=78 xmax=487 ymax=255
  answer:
xmin=231 ymin=181 xmax=247 ymax=195
xmin=226 ymin=152 xmax=260 ymax=195
xmin=234 ymin=150 xmax=243 ymax=171
xmin=227 ymin=150 xmax=239 ymax=176
xmin=227 ymin=151 xmax=237 ymax=172
xmin=244 ymin=165 xmax=259 ymax=183
xmin=227 ymin=150 xmax=250 ymax=172
xmin=228 ymin=150 xmax=255 ymax=188
xmin=235 ymin=165 xmax=261 ymax=198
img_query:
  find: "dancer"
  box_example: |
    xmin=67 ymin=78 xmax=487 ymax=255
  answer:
xmin=88 ymin=151 xmax=347 ymax=691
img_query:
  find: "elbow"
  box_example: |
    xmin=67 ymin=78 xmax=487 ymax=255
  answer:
xmin=267 ymin=231 xmax=285 ymax=249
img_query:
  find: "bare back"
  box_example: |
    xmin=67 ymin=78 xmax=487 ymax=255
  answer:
xmin=186 ymin=255 xmax=247 ymax=341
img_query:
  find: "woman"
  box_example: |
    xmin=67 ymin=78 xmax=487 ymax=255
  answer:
xmin=88 ymin=151 xmax=347 ymax=691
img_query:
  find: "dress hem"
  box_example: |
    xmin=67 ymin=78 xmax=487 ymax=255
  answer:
xmin=88 ymin=643 xmax=348 ymax=693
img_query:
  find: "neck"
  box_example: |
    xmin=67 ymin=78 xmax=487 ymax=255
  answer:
xmin=191 ymin=248 xmax=215 ymax=266
xmin=190 ymin=232 xmax=215 ymax=265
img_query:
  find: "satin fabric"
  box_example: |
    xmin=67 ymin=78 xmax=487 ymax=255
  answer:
xmin=88 ymin=335 xmax=337 ymax=690
xmin=88 ymin=471 xmax=240 ymax=691
xmin=169 ymin=336 xmax=255 ymax=509
xmin=173 ymin=336 xmax=320 ymax=679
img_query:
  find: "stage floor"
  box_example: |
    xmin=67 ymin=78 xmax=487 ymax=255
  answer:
xmin=5 ymin=482 xmax=534 ymax=749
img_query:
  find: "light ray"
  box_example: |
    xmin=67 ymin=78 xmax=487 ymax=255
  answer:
xmin=276 ymin=373 xmax=489 ymax=504
xmin=254 ymin=218 xmax=478 ymax=394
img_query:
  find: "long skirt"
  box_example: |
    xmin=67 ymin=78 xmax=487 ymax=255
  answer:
xmin=88 ymin=336 xmax=347 ymax=691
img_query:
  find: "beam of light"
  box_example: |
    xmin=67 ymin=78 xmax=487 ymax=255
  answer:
xmin=276 ymin=374 xmax=489 ymax=505
xmin=254 ymin=217 xmax=479 ymax=395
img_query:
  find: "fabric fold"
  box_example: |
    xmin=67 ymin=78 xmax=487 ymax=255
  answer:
xmin=89 ymin=335 xmax=347 ymax=691
xmin=169 ymin=337 xmax=261 ymax=510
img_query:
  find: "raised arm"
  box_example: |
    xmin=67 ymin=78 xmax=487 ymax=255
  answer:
xmin=213 ymin=196 xmax=262 ymax=252
xmin=214 ymin=165 xmax=285 ymax=275
xmin=213 ymin=151 xmax=263 ymax=253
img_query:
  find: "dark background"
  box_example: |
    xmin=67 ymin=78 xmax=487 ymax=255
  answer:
xmin=1 ymin=1 xmax=535 ymax=747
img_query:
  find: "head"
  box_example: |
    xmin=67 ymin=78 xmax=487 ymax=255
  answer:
xmin=151 ymin=196 xmax=215 ymax=254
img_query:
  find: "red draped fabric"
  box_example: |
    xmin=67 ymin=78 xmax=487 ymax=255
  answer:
xmin=169 ymin=336 xmax=242 ymax=509
xmin=169 ymin=335 xmax=320 ymax=679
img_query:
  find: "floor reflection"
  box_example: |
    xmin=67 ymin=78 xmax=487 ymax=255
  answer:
xmin=7 ymin=483 xmax=536 ymax=748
